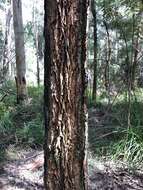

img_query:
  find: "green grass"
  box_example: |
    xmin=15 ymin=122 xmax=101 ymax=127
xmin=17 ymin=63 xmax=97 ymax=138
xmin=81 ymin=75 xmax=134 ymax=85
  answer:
xmin=0 ymin=82 xmax=44 ymax=153
xmin=88 ymin=88 xmax=143 ymax=169
xmin=112 ymin=127 xmax=143 ymax=168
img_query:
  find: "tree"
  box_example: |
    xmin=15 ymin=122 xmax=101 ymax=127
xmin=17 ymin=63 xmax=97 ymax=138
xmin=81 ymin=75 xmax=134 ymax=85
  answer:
xmin=32 ymin=0 xmax=44 ymax=86
xmin=2 ymin=0 xmax=12 ymax=79
xmin=12 ymin=0 xmax=27 ymax=103
xmin=44 ymin=0 xmax=88 ymax=189
xmin=91 ymin=0 xmax=98 ymax=103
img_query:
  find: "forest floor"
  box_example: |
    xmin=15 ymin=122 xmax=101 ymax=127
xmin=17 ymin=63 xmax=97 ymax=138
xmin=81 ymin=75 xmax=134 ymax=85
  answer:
xmin=0 ymin=108 xmax=143 ymax=190
xmin=0 ymin=148 xmax=143 ymax=190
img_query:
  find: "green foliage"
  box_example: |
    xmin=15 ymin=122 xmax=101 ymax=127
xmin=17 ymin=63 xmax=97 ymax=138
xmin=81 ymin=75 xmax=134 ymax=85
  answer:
xmin=0 ymin=111 xmax=13 ymax=135
xmin=88 ymin=90 xmax=143 ymax=169
xmin=28 ymin=85 xmax=43 ymax=100
xmin=0 ymin=102 xmax=7 ymax=119
xmin=16 ymin=117 xmax=44 ymax=147
xmin=0 ymin=83 xmax=44 ymax=149
xmin=112 ymin=127 xmax=143 ymax=168
xmin=24 ymin=21 xmax=33 ymax=41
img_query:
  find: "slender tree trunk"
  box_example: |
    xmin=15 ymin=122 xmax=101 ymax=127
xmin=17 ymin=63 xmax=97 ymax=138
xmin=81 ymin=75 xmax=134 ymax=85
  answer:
xmin=44 ymin=0 xmax=88 ymax=189
xmin=35 ymin=32 xmax=40 ymax=86
xmin=33 ymin=0 xmax=40 ymax=86
xmin=103 ymin=19 xmax=111 ymax=103
xmin=131 ymin=14 xmax=139 ymax=90
xmin=37 ymin=33 xmax=44 ymax=86
xmin=2 ymin=2 xmax=12 ymax=79
xmin=131 ymin=35 xmax=139 ymax=90
xmin=91 ymin=0 xmax=98 ymax=102
xmin=12 ymin=0 xmax=27 ymax=103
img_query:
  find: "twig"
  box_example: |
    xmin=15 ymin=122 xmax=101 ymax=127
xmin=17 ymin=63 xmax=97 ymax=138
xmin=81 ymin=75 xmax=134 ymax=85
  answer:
xmin=94 ymin=131 xmax=119 ymax=140
xmin=0 ymin=93 xmax=7 ymax=101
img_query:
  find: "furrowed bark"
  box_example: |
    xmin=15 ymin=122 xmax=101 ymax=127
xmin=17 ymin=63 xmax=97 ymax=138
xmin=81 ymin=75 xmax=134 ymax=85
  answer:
xmin=44 ymin=0 xmax=88 ymax=189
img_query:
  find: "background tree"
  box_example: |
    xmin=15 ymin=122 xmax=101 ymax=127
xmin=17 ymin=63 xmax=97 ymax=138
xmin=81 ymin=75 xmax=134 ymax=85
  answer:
xmin=12 ymin=0 xmax=27 ymax=103
xmin=32 ymin=0 xmax=44 ymax=86
xmin=91 ymin=0 xmax=98 ymax=103
xmin=44 ymin=0 xmax=88 ymax=189
xmin=2 ymin=0 xmax=12 ymax=79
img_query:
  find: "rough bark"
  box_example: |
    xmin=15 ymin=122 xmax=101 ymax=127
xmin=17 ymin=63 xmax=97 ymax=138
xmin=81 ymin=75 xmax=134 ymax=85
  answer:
xmin=12 ymin=0 xmax=27 ymax=103
xmin=91 ymin=0 xmax=98 ymax=102
xmin=44 ymin=0 xmax=88 ymax=189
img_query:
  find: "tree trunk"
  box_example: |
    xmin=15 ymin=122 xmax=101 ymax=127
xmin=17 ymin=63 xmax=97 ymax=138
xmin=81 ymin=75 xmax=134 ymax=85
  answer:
xmin=131 ymin=36 xmax=139 ymax=90
xmin=33 ymin=0 xmax=40 ymax=86
xmin=103 ymin=19 xmax=111 ymax=103
xmin=36 ymin=33 xmax=44 ymax=86
xmin=131 ymin=14 xmax=139 ymax=90
xmin=35 ymin=31 xmax=40 ymax=86
xmin=44 ymin=0 xmax=88 ymax=189
xmin=12 ymin=0 xmax=27 ymax=103
xmin=2 ymin=2 xmax=12 ymax=79
xmin=91 ymin=0 xmax=98 ymax=103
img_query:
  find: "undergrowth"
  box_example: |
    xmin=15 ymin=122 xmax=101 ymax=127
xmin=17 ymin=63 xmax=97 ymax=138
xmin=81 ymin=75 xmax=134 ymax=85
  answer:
xmin=88 ymin=88 xmax=143 ymax=169
xmin=112 ymin=127 xmax=143 ymax=169
xmin=0 ymin=82 xmax=44 ymax=158
xmin=1 ymin=82 xmax=143 ymax=169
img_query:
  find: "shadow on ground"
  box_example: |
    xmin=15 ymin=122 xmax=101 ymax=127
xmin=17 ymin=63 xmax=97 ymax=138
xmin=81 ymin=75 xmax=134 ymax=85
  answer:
xmin=89 ymin=166 xmax=143 ymax=190
xmin=0 ymin=149 xmax=44 ymax=190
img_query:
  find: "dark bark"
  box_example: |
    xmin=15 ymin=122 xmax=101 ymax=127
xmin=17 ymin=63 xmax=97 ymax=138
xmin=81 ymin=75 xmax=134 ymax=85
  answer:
xmin=15 ymin=76 xmax=27 ymax=103
xmin=44 ymin=0 xmax=88 ymax=189
xmin=91 ymin=0 xmax=98 ymax=102
xmin=103 ymin=20 xmax=111 ymax=103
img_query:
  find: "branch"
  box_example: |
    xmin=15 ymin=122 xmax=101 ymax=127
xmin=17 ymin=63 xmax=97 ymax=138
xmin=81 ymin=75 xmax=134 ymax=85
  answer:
xmin=0 ymin=93 xmax=7 ymax=102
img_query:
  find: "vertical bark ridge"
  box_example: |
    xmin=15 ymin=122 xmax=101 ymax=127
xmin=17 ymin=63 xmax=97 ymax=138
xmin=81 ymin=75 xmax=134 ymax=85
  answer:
xmin=44 ymin=0 xmax=88 ymax=189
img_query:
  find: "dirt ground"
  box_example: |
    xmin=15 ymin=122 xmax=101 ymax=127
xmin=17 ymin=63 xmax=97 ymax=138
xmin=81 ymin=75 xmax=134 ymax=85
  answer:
xmin=0 ymin=149 xmax=143 ymax=190
xmin=0 ymin=149 xmax=44 ymax=190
